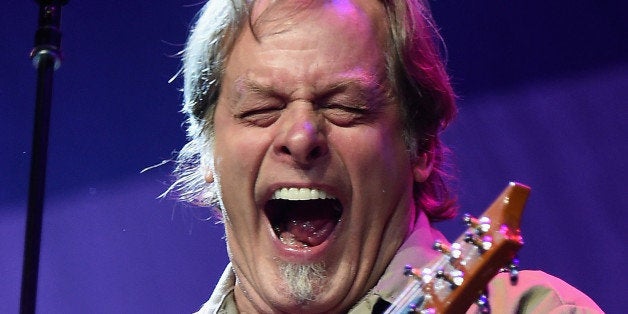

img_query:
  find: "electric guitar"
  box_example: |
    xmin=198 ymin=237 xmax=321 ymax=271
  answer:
xmin=384 ymin=182 xmax=530 ymax=313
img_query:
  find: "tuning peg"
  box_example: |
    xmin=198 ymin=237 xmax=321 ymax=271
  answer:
xmin=476 ymin=292 xmax=491 ymax=314
xmin=464 ymin=232 xmax=493 ymax=253
xmin=435 ymin=269 xmax=464 ymax=288
xmin=499 ymin=257 xmax=520 ymax=285
xmin=403 ymin=264 xmax=421 ymax=279
xmin=432 ymin=241 xmax=462 ymax=260
xmin=403 ymin=295 xmax=425 ymax=313
xmin=463 ymin=214 xmax=491 ymax=235
xmin=403 ymin=265 xmax=437 ymax=285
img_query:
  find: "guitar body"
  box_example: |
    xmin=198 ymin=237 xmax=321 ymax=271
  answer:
xmin=385 ymin=182 xmax=530 ymax=313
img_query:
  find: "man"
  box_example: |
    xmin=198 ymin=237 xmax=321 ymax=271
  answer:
xmin=168 ymin=0 xmax=603 ymax=313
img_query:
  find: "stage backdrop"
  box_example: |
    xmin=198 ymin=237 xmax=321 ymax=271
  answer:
xmin=1 ymin=1 xmax=626 ymax=313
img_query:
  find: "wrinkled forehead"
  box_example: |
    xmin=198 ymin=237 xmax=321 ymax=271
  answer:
xmin=249 ymin=0 xmax=388 ymax=43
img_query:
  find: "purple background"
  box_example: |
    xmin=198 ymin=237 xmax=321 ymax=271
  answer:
xmin=2 ymin=1 xmax=626 ymax=313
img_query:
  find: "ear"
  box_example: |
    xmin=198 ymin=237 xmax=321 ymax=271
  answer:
xmin=413 ymin=151 xmax=434 ymax=183
xmin=204 ymin=168 xmax=214 ymax=183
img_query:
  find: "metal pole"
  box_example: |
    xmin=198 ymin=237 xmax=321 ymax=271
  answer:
xmin=20 ymin=1 xmax=68 ymax=313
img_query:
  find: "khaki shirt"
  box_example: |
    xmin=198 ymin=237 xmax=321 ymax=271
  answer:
xmin=195 ymin=215 xmax=602 ymax=313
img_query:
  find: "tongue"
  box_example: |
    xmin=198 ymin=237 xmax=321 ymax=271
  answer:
xmin=280 ymin=203 xmax=338 ymax=247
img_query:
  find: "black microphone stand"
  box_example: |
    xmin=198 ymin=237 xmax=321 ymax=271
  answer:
xmin=20 ymin=1 xmax=68 ymax=313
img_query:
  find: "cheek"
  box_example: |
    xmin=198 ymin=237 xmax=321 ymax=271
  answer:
xmin=344 ymin=125 xmax=410 ymax=179
xmin=212 ymin=126 xmax=253 ymax=210
xmin=213 ymin=116 xmax=268 ymax=180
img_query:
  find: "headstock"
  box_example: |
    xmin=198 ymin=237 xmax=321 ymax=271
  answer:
xmin=384 ymin=182 xmax=530 ymax=313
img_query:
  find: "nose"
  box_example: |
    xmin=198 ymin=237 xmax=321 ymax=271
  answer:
xmin=274 ymin=106 xmax=328 ymax=167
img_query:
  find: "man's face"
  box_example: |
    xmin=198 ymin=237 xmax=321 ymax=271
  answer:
xmin=210 ymin=0 xmax=421 ymax=312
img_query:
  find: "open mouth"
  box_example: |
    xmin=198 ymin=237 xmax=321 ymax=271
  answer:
xmin=265 ymin=188 xmax=342 ymax=248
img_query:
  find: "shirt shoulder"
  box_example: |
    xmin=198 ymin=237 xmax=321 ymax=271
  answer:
xmin=195 ymin=264 xmax=237 ymax=314
xmin=467 ymin=270 xmax=604 ymax=314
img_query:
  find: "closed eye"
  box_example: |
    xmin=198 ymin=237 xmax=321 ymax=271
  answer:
xmin=236 ymin=106 xmax=283 ymax=127
xmin=325 ymin=103 xmax=368 ymax=114
xmin=322 ymin=103 xmax=371 ymax=126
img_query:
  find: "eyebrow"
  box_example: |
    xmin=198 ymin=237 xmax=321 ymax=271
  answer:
xmin=228 ymin=78 xmax=277 ymax=112
xmin=234 ymin=77 xmax=276 ymax=99
xmin=233 ymin=73 xmax=389 ymax=105
xmin=323 ymin=80 xmax=372 ymax=99
xmin=322 ymin=75 xmax=391 ymax=107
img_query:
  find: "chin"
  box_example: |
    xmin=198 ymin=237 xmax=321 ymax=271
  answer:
xmin=277 ymin=261 xmax=327 ymax=303
xmin=249 ymin=259 xmax=355 ymax=313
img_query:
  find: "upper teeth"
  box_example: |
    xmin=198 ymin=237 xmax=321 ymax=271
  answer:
xmin=271 ymin=188 xmax=335 ymax=201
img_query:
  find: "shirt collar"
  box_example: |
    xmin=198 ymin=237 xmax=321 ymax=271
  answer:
xmin=370 ymin=211 xmax=445 ymax=303
xmin=197 ymin=212 xmax=444 ymax=312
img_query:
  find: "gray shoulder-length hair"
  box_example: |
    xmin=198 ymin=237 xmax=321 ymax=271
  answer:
xmin=166 ymin=0 xmax=458 ymax=221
